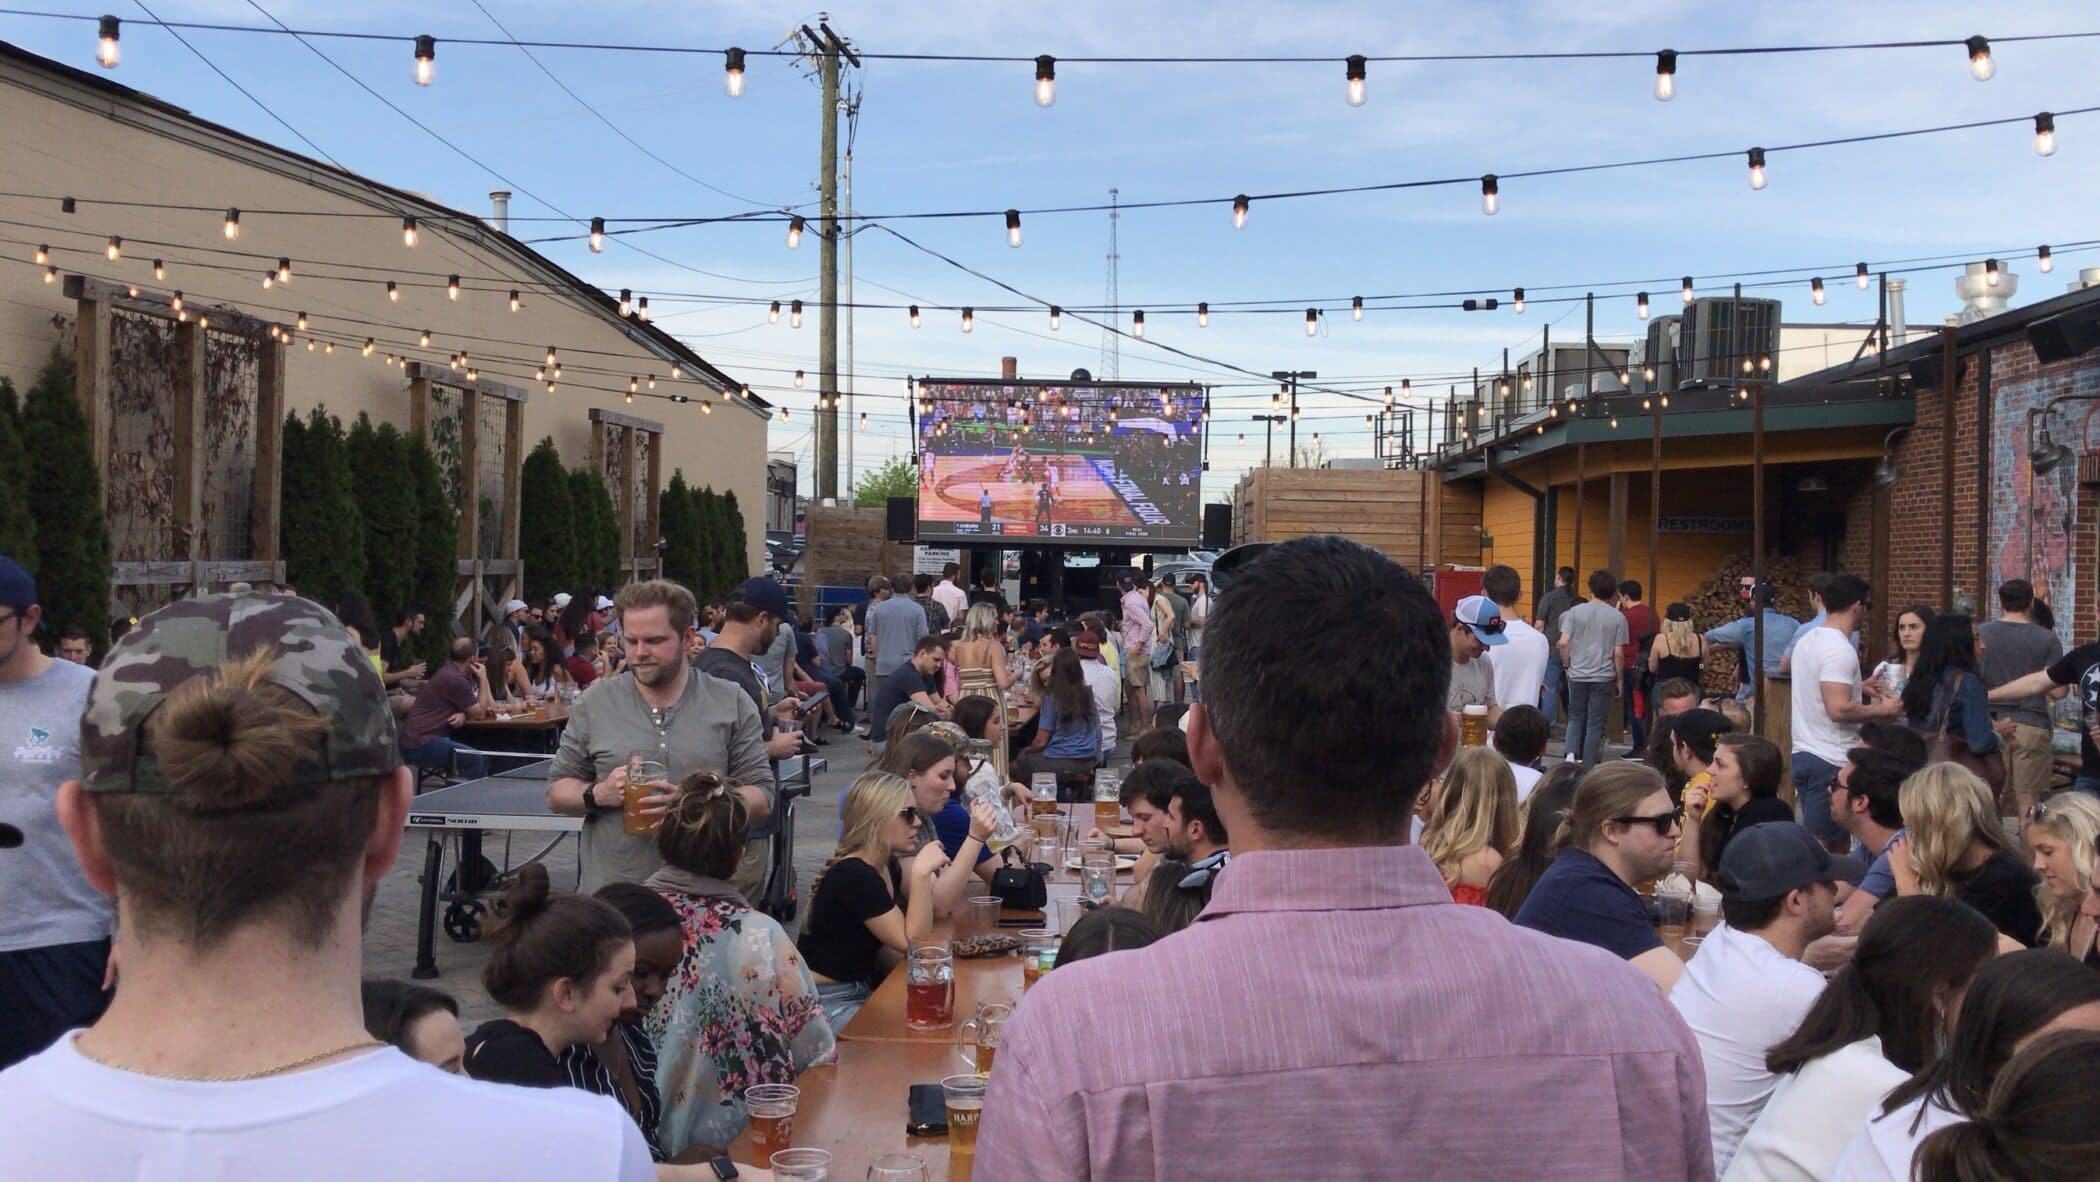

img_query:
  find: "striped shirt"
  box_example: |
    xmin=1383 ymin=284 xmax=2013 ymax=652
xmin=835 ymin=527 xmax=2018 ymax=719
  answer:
xmin=558 ymin=1023 xmax=665 ymax=1163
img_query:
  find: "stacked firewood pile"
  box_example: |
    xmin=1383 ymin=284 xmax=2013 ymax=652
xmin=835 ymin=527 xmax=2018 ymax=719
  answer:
xmin=1676 ymin=554 xmax=1819 ymax=698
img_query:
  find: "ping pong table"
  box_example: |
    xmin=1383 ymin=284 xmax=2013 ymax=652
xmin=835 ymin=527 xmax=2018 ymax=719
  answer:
xmin=403 ymin=753 xmax=825 ymax=979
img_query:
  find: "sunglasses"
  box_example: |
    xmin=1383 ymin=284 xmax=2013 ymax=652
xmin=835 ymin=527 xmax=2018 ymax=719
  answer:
xmin=1458 ymin=615 xmax=1506 ymax=635
xmin=1611 ymin=809 xmax=1683 ymax=835
xmin=897 ymin=807 xmax=922 ymax=825
xmin=1177 ymin=849 xmax=1231 ymax=891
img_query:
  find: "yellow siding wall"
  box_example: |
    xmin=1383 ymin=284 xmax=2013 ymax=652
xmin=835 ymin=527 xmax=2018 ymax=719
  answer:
xmin=1480 ymin=480 xmax=1538 ymax=617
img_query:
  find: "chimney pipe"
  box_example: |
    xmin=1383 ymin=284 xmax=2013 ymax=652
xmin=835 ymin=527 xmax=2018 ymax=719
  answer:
xmin=1001 ymin=356 xmax=1018 ymax=381
xmin=1952 ymin=261 xmax=2017 ymax=325
xmin=1887 ymin=279 xmax=1908 ymax=347
xmin=489 ymin=190 xmax=511 ymax=233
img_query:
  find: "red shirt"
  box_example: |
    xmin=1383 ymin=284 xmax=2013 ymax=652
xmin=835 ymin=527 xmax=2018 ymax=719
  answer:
xmin=1619 ymin=602 xmax=1657 ymax=666
xmin=565 ymin=654 xmax=599 ymax=687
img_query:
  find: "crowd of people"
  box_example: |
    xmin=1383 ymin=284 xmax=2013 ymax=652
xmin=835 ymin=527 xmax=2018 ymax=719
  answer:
xmin=6 ymin=534 xmax=2100 ymax=1180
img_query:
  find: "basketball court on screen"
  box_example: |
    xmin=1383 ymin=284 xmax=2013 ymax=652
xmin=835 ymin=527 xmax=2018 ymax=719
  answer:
xmin=916 ymin=451 xmax=1143 ymax=535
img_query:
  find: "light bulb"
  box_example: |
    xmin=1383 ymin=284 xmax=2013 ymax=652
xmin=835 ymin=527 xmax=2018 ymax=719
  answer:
xmin=1133 ymin=310 xmax=1145 ymax=339
xmin=169 ymin=292 xmax=182 ymax=312
xmin=1272 ymin=391 xmax=1282 ymax=410
xmin=386 ymin=281 xmax=399 ymax=301
xmin=413 ymin=35 xmax=435 ymax=86
xmin=2039 ymin=245 xmax=2054 ymax=273
xmin=1747 ymin=147 xmax=1766 ymax=190
xmin=277 ymin=258 xmax=291 ymax=283
xmin=1383 ymin=386 xmax=1394 ymax=408
xmin=1513 ymin=287 xmax=1525 ymax=314
xmin=636 ymin=297 xmax=648 ymax=321
xmin=1005 ymin=209 xmax=1022 ymax=248
xmin=445 ymin=274 xmax=459 ymax=301
xmin=1857 ymin=262 xmax=1870 ymax=290
xmin=419 ymin=329 xmax=430 ymax=346
xmin=223 ymin=208 xmax=240 ymax=239
xmin=325 ymin=342 xmax=334 ymax=354
xmin=509 ymin=290 xmax=521 ymax=312
xmin=671 ymin=364 xmax=681 ymax=379
xmin=1637 ymin=291 xmax=1649 ymax=319
xmin=1197 ymin=302 xmax=1208 ymax=328
xmin=794 ymin=369 xmax=805 ymax=388
xmin=1034 ymin=55 xmax=1055 ymax=107
xmin=1985 ymin=258 xmax=2001 ymax=287
xmin=2035 ymin=112 xmax=2055 ymax=157
xmin=43 ymin=266 xmax=56 ymax=284
xmin=961 ymin=307 xmax=974 ymax=333
xmin=104 ymin=236 xmax=120 ymax=261
xmin=125 ymin=285 xmax=137 ymax=298
xmin=589 ymin=217 xmax=605 ymax=252
xmin=296 ymin=312 xmax=308 ymax=331
xmin=1305 ymin=308 xmax=1318 ymax=336
xmin=768 ymin=301 xmax=781 ymax=324
xmin=859 ymin=412 xmax=868 ymax=427
xmin=646 ymin=375 xmax=655 ymax=389
xmin=629 ymin=376 xmax=638 ymax=394
xmin=96 ymin=15 xmax=119 ymax=68
xmin=261 ymin=272 xmax=274 ymax=290
xmin=31 ymin=245 xmax=44 ymax=265
xmin=1344 ymin=54 xmax=1366 ymax=107
xmin=1048 ymin=306 xmax=1060 ymax=331
xmin=152 ymin=258 xmax=164 ymax=280
xmin=1401 ymin=379 xmax=1411 ymax=395
xmin=1643 ymin=365 xmax=1656 ymax=382
xmin=1681 ymin=276 xmax=1694 ymax=305
xmin=402 ymin=217 xmax=418 ymax=247
xmin=546 ymin=347 xmax=558 ymax=366
xmin=1352 ymin=295 xmax=1364 ymax=322
xmin=724 ymin=48 xmax=746 ymax=97
xmin=909 ymin=305 xmax=921 ymax=328
xmin=362 ymin=338 xmax=374 ymax=356
xmin=1966 ymin=35 xmax=1993 ymax=81
xmin=1811 ymin=277 xmax=1825 ymax=305
xmin=619 ymin=289 xmax=632 ymax=317
xmin=1480 ymin=174 xmax=1499 ymax=216
xmin=1654 ymin=49 xmax=1676 ymax=101
xmin=786 ymin=216 xmax=805 ymax=249
xmin=790 ymin=299 xmax=803 ymax=329
xmin=1660 ymin=393 xmax=1670 ymax=408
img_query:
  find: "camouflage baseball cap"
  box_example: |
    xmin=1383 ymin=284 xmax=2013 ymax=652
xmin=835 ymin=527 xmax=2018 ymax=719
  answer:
xmin=80 ymin=592 xmax=401 ymax=794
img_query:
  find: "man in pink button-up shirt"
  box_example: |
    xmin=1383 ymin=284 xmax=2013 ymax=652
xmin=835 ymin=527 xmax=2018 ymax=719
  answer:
xmin=980 ymin=535 xmax=1712 ymax=1182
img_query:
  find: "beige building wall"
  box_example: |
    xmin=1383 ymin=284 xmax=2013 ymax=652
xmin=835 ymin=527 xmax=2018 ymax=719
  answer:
xmin=0 ymin=49 xmax=767 ymax=574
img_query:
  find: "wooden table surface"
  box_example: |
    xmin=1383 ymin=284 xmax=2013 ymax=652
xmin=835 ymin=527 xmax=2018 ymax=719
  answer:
xmin=727 ymin=1038 xmax=982 ymax=1179
xmin=457 ymin=701 xmax=571 ymax=731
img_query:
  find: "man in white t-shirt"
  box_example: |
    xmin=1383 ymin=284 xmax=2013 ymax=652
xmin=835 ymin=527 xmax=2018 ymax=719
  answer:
xmin=1670 ymin=821 xmax=1862 ymax=1177
xmin=0 ymin=592 xmax=654 ymax=1182
xmin=1787 ymin=574 xmax=1902 ymax=850
xmin=1483 ymin=565 xmax=1550 ymax=712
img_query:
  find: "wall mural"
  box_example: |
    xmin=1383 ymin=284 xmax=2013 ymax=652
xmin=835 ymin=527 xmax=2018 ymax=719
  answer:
xmin=1990 ymin=365 xmax=2100 ymax=651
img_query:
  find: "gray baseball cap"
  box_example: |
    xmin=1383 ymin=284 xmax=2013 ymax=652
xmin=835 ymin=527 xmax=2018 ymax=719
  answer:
xmin=1717 ymin=821 xmax=1867 ymax=900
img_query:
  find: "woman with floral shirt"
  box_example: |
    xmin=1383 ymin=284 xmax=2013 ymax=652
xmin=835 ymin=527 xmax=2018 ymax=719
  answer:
xmin=644 ymin=774 xmax=835 ymax=1158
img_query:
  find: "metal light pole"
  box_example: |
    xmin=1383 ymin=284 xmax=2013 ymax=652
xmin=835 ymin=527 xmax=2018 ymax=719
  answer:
xmin=1252 ymin=414 xmax=1286 ymax=469
xmin=1271 ymin=370 xmax=1316 ymax=468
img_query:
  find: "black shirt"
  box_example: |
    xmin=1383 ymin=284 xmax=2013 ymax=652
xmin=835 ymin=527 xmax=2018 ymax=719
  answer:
xmin=1952 ymin=848 xmax=2045 ymax=947
xmin=2047 ymin=641 xmax=2100 ymax=777
xmin=1512 ymin=847 xmax=1663 ymax=961
xmin=869 ymin=668 xmax=938 ymax=735
xmin=1704 ymin=796 xmax=1797 ymax=874
xmin=802 ymin=856 xmax=903 ymax=987
xmin=378 ymin=627 xmax=406 ymax=673
xmin=695 ymin=646 xmax=771 ymax=737
xmin=463 ymin=1018 xmax=564 ymax=1088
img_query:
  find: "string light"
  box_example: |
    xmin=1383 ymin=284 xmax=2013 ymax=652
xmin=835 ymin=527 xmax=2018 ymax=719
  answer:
xmin=509 ymin=289 xmax=521 ymax=312
xmin=295 ymin=312 xmax=307 ymax=331
xmin=324 ymin=341 xmax=334 ymax=354
xmin=2035 ymin=112 xmax=2055 ymax=156
xmin=1513 ymin=287 xmax=1525 ymax=314
xmin=618 ymin=289 xmax=632 ymax=316
xmin=104 ymin=235 xmax=120 ymax=261
xmin=777 ymin=407 xmax=788 ymax=421
xmin=1811 ymin=276 xmax=1825 ymax=304
xmin=2039 ymin=244 xmax=2054 ymax=273
xmin=961 ymin=307 xmax=974 ymax=332
xmin=766 ymin=300 xmax=781 ymax=324
xmin=223 ymin=207 xmax=239 ymax=239
xmin=362 ymin=338 xmax=374 ymax=356
xmin=1232 ymin=194 xmax=1249 ymax=230
xmin=1480 ymin=174 xmax=1499 ymax=216
xmin=545 ymin=346 xmax=558 ymax=366
xmin=386 ymin=281 xmax=399 ymax=301
xmin=1304 ymin=308 xmax=1318 ymax=336
xmin=276 ymin=257 xmax=292 ymax=283
xmin=32 ymin=245 xmax=46 ymax=265
xmin=1196 ymin=302 xmax=1208 ymax=328
xmin=447 ymin=274 xmax=460 ymax=300
xmin=1985 ymin=257 xmax=2001 ymax=287
xmin=646 ymin=374 xmax=655 ymax=389
xmin=413 ymin=34 xmax=435 ymax=85
xmin=1133 ymin=309 xmax=1145 ymax=339
xmin=1636 ymin=291 xmax=1649 ymax=319
xmin=96 ymin=15 xmax=119 ymax=68
xmin=126 ymin=284 xmax=137 ymax=298
xmin=402 ymin=216 xmax=418 ymax=247
xmin=170 ymin=291 xmax=182 ymax=311
xmin=1643 ymin=364 xmax=1656 ymax=383
xmin=1966 ymin=35 xmax=1993 ymax=81
xmin=1271 ymin=389 xmax=1282 ymax=410
xmin=636 ymin=297 xmax=648 ymax=321
xmin=418 ymin=328 xmax=430 ymax=346
xmin=261 ymin=270 xmax=273 ymax=289
xmin=1351 ymin=295 xmax=1363 ymax=321
xmin=671 ymin=364 xmax=681 ymax=379
xmin=1383 ymin=386 xmax=1394 ymax=409
xmin=1344 ymin=54 xmax=1366 ymax=107
xmin=859 ymin=412 xmax=868 ymax=428
xmin=1048 ymin=305 xmax=1060 ymax=330
xmin=909 ymin=304 xmax=920 ymax=327
xmin=1681 ymin=276 xmax=1694 ymax=304
xmin=43 ymin=265 xmax=56 ymax=284
xmin=786 ymin=216 xmax=805 ymax=249
xmin=1034 ymin=55 xmax=1055 ymax=106
xmin=1856 ymin=262 xmax=1870 ymax=290
xmin=589 ymin=217 xmax=604 ymax=252
xmin=628 ymin=376 xmax=638 ymax=394
xmin=1653 ymin=49 xmax=1676 ymax=100
xmin=1005 ymin=209 xmax=1022 ymax=247
xmin=724 ymin=47 xmax=746 ymax=96
xmin=1746 ymin=147 xmax=1766 ymax=190
xmin=793 ymin=370 xmax=805 ymax=388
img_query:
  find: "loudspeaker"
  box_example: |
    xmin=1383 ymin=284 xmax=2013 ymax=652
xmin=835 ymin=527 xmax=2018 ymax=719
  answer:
xmin=2028 ymin=310 xmax=2100 ymax=365
xmin=886 ymin=497 xmax=916 ymax=543
xmin=1201 ymin=503 xmax=1233 ymax=549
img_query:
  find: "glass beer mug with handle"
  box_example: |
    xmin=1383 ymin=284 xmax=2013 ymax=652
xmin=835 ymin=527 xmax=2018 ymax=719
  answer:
xmin=956 ymin=1001 xmax=1010 ymax=1075
xmin=1030 ymin=772 xmax=1058 ymax=818
xmin=963 ymin=774 xmax=1021 ymax=854
xmin=1092 ymin=770 xmax=1122 ymax=832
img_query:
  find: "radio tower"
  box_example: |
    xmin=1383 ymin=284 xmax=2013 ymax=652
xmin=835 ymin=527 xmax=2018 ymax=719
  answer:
xmin=1100 ymin=187 xmax=1120 ymax=379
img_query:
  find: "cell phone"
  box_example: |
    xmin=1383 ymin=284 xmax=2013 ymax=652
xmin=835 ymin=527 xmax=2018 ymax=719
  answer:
xmin=906 ymin=1082 xmax=948 ymax=1136
xmin=796 ymin=689 xmax=830 ymax=714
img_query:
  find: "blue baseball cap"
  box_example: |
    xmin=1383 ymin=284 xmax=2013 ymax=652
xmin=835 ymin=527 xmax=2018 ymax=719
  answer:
xmin=733 ymin=576 xmax=792 ymax=620
xmin=0 ymin=556 xmax=34 ymax=608
xmin=1454 ymin=595 xmax=1508 ymax=646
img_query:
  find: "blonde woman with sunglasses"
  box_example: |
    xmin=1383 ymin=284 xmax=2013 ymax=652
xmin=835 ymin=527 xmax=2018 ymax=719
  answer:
xmin=2022 ymin=794 xmax=2100 ymax=966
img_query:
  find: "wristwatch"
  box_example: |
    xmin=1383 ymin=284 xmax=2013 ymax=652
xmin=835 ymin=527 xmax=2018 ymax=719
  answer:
xmin=707 ymin=1156 xmax=739 ymax=1180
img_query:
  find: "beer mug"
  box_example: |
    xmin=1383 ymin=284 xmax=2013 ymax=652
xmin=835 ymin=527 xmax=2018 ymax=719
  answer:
xmin=1080 ymin=863 xmax=1115 ymax=906
xmin=1460 ymin=704 xmax=1488 ymax=747
xmin=904 ymin=944 xmax=954 ymax=1031
xmin=1092 ymin=771 xmax=1122 ymax=830
xmin=956 ymin=1001 xmax=1011 ymax=1074
xmin=1030 ymin=773 xmax=1058 ymax=818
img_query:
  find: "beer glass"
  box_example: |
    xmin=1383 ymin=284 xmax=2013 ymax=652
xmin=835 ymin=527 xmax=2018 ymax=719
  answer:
xmin=743 ymin=1084 xmax=799 ymax=1164
xmin=866 ymin=1154 xmax=928 ymax=1182
xmin=964 ymin=896 xmax=1000 ymax=941
xmin=1092 ymin=771 xmax=1122 ymax=830
xmin=769 ymin=1148 xmax=832 ymax=1180
xmin=1031 ymin=813 xmax=1062 ymax=842
xmin=1030 ymin=773 xmax=1058 ymax=818
xmin=1460 ymin=704 xmax=1488 ymax=747
xmin=1656 ymin=889 xmax=1692 ymax=938
xmin=904 ymin=945 xmax=954 ymax=1031
xmin=1055 ymin=896 xmax=1087 ymax=937
xmin=624 ymin=757 xmax=670 ymax=835
xmin=1017 ymin=928 xmax=1055 ymax=991
xmin=941 ymin=1073 xmax=988 ymax=1152
xmin=956 ymin=1001 xmax=1011 ymax=1074
xmin=1080 ymin=863 xmax=1114 ymax=906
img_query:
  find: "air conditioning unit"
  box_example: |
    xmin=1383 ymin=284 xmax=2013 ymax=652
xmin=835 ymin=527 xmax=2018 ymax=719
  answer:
xmin=1676 ymin=297 xmax=1782 ymax=383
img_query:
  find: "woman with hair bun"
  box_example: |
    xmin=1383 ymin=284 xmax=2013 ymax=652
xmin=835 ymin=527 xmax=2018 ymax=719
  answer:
xmin=1913 ymin=1030 xmax=2100 ymax=1182
xmin=463 ymin=862 xmax=635 ymax=1090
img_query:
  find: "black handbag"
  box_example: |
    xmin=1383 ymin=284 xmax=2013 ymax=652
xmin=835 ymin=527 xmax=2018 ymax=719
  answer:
xmin=989 ymin=847 xmax=1049 ymax=911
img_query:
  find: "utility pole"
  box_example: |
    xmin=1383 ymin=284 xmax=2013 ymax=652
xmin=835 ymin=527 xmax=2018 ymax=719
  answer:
xmin=1252 ymin=414 xmax=1286 ymax=468
xmin=1272 ymin=370 xmax=1316 ymax=468
xmin=842 ymin=142 xmax=855 ymax=501
xmin=1102 ymin=188 xmax=1120 ymax=379
xmin=801 ymin=21 xmax=858 ymax=502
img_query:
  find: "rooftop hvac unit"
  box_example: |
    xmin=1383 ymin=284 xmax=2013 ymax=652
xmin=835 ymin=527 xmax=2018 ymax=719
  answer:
xmin=1645 ymin=316 xmax=1683 ymax=391
xmin=1675 ymin=297 xmax=1781 ymax=384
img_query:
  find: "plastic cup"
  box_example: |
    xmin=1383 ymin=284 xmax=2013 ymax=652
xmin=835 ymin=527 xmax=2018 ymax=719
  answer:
xmin=866 ymin=1154 xmax=928 ymax=1182
xmin=624 ymin=758 xmax=669 ymax=835
xmin=965 ymin=895 xmax=1000 ymax=941
xmin=1037 ymin=838 xmax=1064 ymax=873
xmin=1055 ymin=895 xmax=1087 ymax=936
xmin=1656 ymin=889 xmax=1692 ymax=937
xmin=743 ymin=1084 xmax=799 ymax=1164
xmin=770 ymin=1148 xmax=833 ymax=1180
xmin=942 ymin=1074 xmax=988 ymax=1153
xmin=1081 ymin=864 xmax=1115 ymax=906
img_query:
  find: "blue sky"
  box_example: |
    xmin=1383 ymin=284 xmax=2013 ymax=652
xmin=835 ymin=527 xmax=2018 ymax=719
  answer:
xmin=9 ymin=0 xmax=2096 ymax=501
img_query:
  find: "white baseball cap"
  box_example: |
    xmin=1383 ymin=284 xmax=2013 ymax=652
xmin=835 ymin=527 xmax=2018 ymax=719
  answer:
xmin=503 ymin=598 xmax=528 ymax=615
xmin=595 ymin=595 xmax=615 ymax=611
xmin=551 ymin=593 xmax=573 ymax=609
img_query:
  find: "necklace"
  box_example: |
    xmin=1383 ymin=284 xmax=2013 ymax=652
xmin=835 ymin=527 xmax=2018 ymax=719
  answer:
xmin=76 ymin=1037 xmax=384 ymax=1082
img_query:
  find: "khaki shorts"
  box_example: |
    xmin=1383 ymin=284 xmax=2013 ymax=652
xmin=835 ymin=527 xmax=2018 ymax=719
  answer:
xmin=2003 ymin=722 xmax=2055 ymax=802
xmin=1126 ymin=655 xmax=1149 ymax=685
